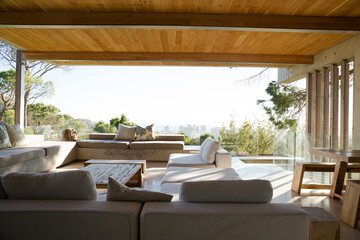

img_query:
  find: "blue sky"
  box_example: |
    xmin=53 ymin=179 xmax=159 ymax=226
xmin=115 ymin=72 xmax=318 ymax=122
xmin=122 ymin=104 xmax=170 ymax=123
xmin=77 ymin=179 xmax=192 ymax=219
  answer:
xmin=1 ymin=60 xmax=283 ymax=128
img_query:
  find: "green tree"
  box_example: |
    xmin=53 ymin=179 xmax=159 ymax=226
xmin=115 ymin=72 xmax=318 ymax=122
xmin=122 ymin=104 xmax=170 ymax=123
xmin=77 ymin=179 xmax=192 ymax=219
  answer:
xmin=94 ymin=121 xmax=117 ymax=133
xmin=0 ymin=69 xmax=16 ymax=121
xmin=257 ymin=81 xmax=306 ymax=130
xmin=110 ymin=114 xmax=135 ymax=129
xmin=67 ymin=119 xmax=88 ymax=133
xmin=3 ymin=109 xmax=14 ymax=125
xmin=219 ymin=117 xmax=273 ymax=155
xmin=178 ymin=131 xmax=197 ymax=145
xmin=0 ymin=42 xmax=69 ymax=126
xmin=0 ymin=69 xmax=55 ymax=125
xmin=200 ymin=133 xmax=214 ymax=144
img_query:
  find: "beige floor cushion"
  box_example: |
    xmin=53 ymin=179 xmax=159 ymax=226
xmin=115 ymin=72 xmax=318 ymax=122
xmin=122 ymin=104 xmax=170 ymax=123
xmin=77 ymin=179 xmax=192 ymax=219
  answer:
xmin=130 ymin=141 xmax=184 ymax=150
xmin=167 ymin=153 xmax=215 ymax=168
xmin=77 ymin=140 xmax=130 ymax=149
xmin=0 ymin=147 xmax=45 ymax=168
xmin=161 ymin=167 xmax=241 ymax=184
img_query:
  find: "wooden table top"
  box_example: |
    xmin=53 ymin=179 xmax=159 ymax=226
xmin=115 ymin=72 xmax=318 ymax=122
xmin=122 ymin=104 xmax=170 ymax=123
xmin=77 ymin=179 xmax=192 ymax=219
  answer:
xmin=309 ymin=149 xmax=360 ymax=163
xmin=82 ymin=163 xmax=141 ymax=187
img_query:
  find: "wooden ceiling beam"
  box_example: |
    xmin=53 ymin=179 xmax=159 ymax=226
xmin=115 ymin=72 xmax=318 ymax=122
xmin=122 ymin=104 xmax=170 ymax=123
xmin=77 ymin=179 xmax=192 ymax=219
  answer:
xmin=1 ymin=12 xmax=360 ymax=33
xmin=23 ymin=51 xmax=313 ymax=65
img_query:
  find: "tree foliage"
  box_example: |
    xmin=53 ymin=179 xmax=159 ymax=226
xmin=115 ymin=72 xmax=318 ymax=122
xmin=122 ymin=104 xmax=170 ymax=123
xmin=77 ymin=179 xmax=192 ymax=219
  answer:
xmin=200 ymin=133 xmax=215 ymax=144
xmin=219 ymin=118 xmax=273 ymax=154
xmin=94 ymin=121 xmax=117 ymax=133
xmin=0 ymin=42 xmax=68 ymax=125
xmin=257 ymin=81 xmax=306 ymax=130
xmin=110 ymin=114 xmax=135 ymax=129
xmin=0 ymin=69 xmax=16 ymax=121
xmin=178 ymin=131 xmax=197 ymax=145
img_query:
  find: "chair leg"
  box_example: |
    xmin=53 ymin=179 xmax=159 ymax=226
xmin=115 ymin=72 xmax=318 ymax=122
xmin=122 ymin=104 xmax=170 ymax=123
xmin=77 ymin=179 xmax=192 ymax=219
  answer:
xmin=292 ymin=163 xmax=305 ymax=194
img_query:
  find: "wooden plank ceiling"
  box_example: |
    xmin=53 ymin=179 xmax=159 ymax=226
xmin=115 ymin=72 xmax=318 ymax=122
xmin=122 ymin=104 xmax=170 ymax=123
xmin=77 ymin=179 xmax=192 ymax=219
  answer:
xmin=0 ymin=0 xmax=358 ymax=67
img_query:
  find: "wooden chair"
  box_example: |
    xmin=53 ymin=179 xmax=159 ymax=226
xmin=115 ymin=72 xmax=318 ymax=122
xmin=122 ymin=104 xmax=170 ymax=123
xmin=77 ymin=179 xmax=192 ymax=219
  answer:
xmin=341 ymin=180 xmax=360 ymax=228
xmin=291 ymin=162 xmax=360 ymax=194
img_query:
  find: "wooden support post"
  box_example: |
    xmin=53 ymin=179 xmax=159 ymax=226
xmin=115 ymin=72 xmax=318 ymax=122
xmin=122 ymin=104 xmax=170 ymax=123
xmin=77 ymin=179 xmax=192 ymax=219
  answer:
xmin=323 ymin=67 xmax=330 ymax=148
xmin=307 ymin=73 xmax=313 ymax=135
xmin=315 ymin=70 xmax=322 ymax=148
xmin=341 ymin=60 xmax=349 ymax=149
xmin=15 ymin=50 xmax=25 ymax=129
xmin=353 ymin=47 xmax=360 ymax=150
xmin=331 ymin=65 xmax=339 ymax=150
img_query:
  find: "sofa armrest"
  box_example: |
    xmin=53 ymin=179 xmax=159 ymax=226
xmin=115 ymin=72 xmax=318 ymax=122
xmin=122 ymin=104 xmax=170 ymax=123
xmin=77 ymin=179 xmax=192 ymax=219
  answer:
xmin=215 ymin=148 xmax=232 ymax=168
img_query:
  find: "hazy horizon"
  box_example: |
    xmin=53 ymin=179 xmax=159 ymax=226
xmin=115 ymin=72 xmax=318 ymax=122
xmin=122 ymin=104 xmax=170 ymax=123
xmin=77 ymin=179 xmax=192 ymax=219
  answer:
xmin=1 ymin=61 xmax=283 ymax=128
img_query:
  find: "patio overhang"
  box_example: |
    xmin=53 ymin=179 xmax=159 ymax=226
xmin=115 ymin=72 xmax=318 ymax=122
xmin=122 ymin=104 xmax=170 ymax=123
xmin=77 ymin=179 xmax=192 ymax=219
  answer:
xmin=1 ymin=1 xmax=360 ymax=67
xmin=0 ymin=0 xmax=359 ymax=128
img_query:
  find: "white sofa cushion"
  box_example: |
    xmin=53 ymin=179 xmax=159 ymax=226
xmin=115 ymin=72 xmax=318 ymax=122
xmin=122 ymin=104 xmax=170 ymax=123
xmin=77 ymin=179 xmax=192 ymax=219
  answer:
xmin=0 ymin=200 xmax=142 ymax=240
xmin=199 ymin=137 xmax=210 ymax=156
xmin=140 ymin=202 xmax=310 ymax=240
xmin=114 ymin=124 xmax=136 ymax=141
xmin=161 ymin=167 xmax=241 ymax=184
xmin=200 ymin=138 xmax=220 ymax=163
xmin=160 ymin=183 xmax=182 ymax=202
xmin=107 ymin=177 xmax=173 ymax=202
xmin=180 ymin=180 xmax=273 ymax=203
xmin=4 ymin=123 xmax=28 ymax=147
xmin=2 ymin=170 xmax=97 ymax=200
xmin=167 ymin=153 xmax=215 ymax=168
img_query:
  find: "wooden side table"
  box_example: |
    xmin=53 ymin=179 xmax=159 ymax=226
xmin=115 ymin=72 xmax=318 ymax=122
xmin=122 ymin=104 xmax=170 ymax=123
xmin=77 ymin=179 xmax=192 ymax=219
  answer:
xmin=341 ymin=180 xmax=360 ymax=228
xmin=302 ymin=207 xmax=340 ymax=240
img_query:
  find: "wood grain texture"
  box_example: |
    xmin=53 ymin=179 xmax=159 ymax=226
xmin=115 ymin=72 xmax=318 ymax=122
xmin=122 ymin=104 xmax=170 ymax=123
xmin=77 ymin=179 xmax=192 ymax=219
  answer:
xmin=307 ymin=73 xmax=313 ymax=134
xmin=23 ymin=51 xmax=313 ymax=64
xmin=82 ymin=163 xmax=141 ymax=188
xmin=84 ymin=159 xmax=146 ymax=173
xmin=309 ymin=149 xmax=360 ymax=163
xmin=323 ymin=67 xmax=330 ymax=148
xmin=1 ymin=12 xmax=360 ymax=33
xmin=331 ymin=65 xmax=339 ymax=150
xmin=50 ymin=61 xmax=293 ymax=67
xmin=315 ymin=70 xmax=321 ymax=148
xmin=0 ymin=0 xmax=360 ymax=17
xmin=341 ymin=60 xmax=350 ymax=150
xmin=341 ymin=180 xmax=360 ymax=228
xmin=0 ymin=29 xmax=351 ymax=55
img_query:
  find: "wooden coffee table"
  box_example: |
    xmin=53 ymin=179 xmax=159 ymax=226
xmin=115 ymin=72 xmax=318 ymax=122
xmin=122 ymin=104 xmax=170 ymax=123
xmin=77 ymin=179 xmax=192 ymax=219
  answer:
xmin=82 ymin=163 xmax=143 ymax=188
xmin=84 ymin=159 xmax=146 ymax=173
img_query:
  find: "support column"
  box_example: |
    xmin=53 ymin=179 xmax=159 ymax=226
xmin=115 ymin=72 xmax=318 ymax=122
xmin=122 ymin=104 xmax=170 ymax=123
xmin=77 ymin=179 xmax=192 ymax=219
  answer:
xmin=15 ymin=50 xmax=25 ymax=129
xmin=323 ymin=67 xmax=330 ymax=148
xmin=331 ymin=64 xmax=339 ymax=150
xmin=353 ymin=46 xmax=360 ymax=150
xmin=307 ymin=73 xmax=313 ymax=135
xmin=341 ymin=60 xmax=349 ymax=149
xmin=315 ymin=70 xmax=322 ymax=147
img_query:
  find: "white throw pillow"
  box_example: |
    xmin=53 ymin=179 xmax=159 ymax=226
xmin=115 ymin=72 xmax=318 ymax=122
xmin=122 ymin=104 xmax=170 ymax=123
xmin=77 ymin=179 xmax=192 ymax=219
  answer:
xmin=0 ymin=122 xmax=12 ymax=149
xmin=4 ymin=123 xmax=28 ymax=147
xmin=114 ymin=124 xmax=136 ymax=141
xmin=200 ymin=138 xmax=220 ymax=163
xmin=199 ymin=137 xmax=211 ymax=156
xmin=135 ymin=124 xmax=155 ymax=141
xmin=2 ymin=170 xmax=97 ymax=200
xmin=107 ymin=177 xmax=173 ymax=202
xmin=180 ymin=180 xmax=273 ymax=203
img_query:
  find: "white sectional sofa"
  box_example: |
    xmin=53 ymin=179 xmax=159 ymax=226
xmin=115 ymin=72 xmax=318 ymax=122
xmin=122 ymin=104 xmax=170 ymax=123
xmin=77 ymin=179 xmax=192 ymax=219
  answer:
xmin=0 ymin=135 xmax=77 ymax=175
xmin=76 ymin=133 xmax=192 ymax=161
xmin=0 ymin=169 xmax=310 ymax=240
